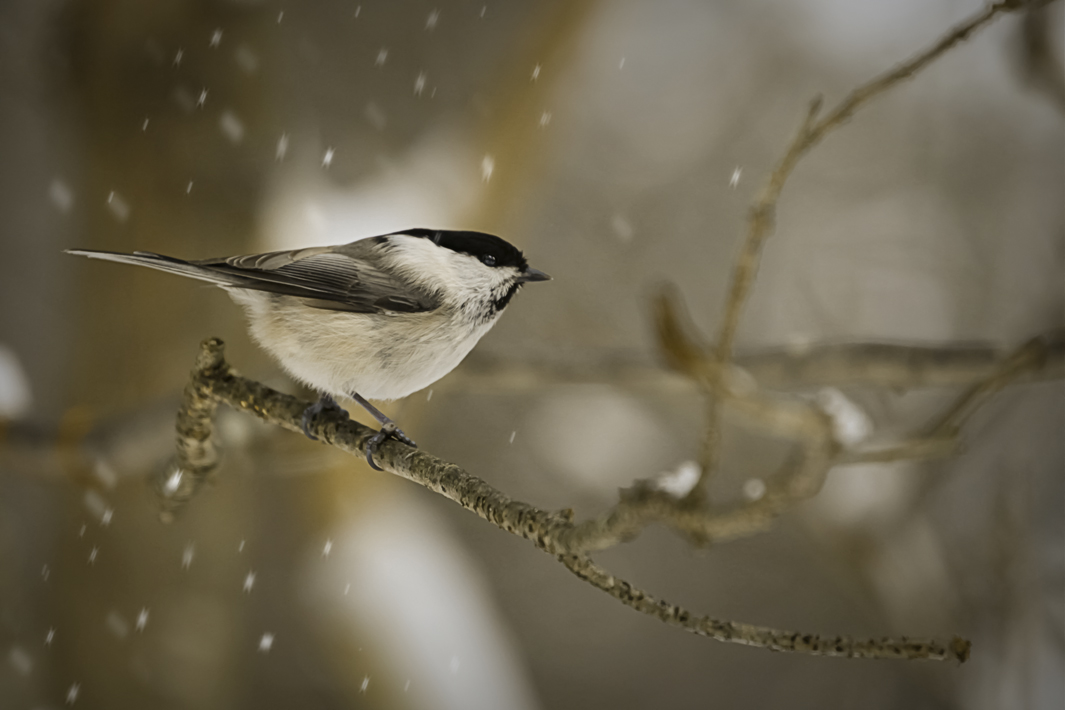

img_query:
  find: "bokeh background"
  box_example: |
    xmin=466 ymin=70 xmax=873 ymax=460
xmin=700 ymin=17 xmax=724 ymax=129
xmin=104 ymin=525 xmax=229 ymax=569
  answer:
xmin=1 ymin=0 xmax=1062 ymax=708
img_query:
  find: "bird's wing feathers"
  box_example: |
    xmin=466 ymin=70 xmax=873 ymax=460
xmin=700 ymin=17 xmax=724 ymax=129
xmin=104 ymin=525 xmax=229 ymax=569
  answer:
xmin=194 ymin=245 xmax=438 ymax=314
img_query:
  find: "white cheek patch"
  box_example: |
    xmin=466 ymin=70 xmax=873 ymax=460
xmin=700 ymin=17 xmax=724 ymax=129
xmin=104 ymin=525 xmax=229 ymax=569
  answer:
xmin=383 ymin=236 xmax=516 ymax=309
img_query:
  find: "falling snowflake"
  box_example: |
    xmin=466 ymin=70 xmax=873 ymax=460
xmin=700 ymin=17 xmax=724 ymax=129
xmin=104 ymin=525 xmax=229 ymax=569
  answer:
xmin=45 ymin=628 xmax=55 ymax=646
xmin=235 ymin=45 xmax=259 ymax=74
xmin=182 ymin=543 xmax=195 ymax=570
xmin=425 ymin=9 xmax=440 ymax=30
xmin=360 ymin=676 xmax=370 ymax=693
xmin=481 ymin=154 xmax=495 ymax=183
xmin=106 ymin=610 xmax=129 ymax=639
xmin=106 ymin=191 xmax=130 ymax=222
xmin=87 ymin=547 xmax=98 ymax=565
xmin=9 ymin=647 xmax=32 ymax=676
xmin=530 ymin=63 xmax=541 ymax=81
xmin=258 ymin=633 xmax=274 ymax=653
xmin=196 ymin=88 xmax=208 ymax=108
xmin=729 ymin=166 xmax=742 ymax=188
xmin=322 ymin=539 xmax=333 ymax=557
xmin=163 ymin=469 xmax=183 ymax=495
xmin=414 ymin=72 xmax=427 ymax=96
xmin=375 ymin=48 xmax=388 ymax=67
xmin=210 ymin=29 xmax=222 ymax=48
xmin=322 ymin=147 xmax=335 ymax=168
xmin=220 ymin=110 xmax=245 ymax=143
xmin=66 ymin=683 xmax=80 ymax=705
xmin=49 ymin=179 xmax=73 ymax=213
xmin=743 ymin=478 xmax=767 ymax=501
xmin=136 ymin=608 xmax=149 ymax=632
xmin=243 ymin=571 xmax=256 ymax=593
xmin=509 ymin=431 xmax=516 ymax=444
xmin=538 ymin=111 xmax=552 ymax=128
xmin=276 ymin=133 xmax=289 ymax=162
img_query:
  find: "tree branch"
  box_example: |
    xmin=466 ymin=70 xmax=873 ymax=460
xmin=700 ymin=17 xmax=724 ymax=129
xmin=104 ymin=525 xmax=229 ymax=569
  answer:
xmin=166 ymin=338 xmax=970 ymax=662
xmin=714 ymin=0 xmax=1046 ymax=362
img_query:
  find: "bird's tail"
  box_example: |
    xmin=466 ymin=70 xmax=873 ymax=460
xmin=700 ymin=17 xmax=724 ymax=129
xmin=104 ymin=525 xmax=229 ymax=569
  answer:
xmin=64 ymin=249 xmax=233 ymax=287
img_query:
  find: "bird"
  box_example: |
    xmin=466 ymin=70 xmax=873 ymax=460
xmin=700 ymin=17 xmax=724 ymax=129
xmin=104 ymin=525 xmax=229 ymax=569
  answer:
xmin=67 ymin=228 xmax=550 ymax=469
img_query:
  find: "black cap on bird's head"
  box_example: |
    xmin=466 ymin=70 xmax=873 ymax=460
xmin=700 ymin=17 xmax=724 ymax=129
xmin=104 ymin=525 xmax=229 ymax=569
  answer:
xmin=398 ymin=228 xmax=549 ymax=282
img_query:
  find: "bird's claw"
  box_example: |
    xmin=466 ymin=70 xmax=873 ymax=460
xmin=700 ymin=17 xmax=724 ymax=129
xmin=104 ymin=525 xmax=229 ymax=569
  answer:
xmin=364 ymin=422 xmax=417 ymax=471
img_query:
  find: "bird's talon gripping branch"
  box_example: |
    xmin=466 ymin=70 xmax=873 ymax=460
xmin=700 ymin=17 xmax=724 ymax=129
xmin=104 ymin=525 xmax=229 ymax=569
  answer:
xmin=365 ymin=422 xmax=417 ymax=471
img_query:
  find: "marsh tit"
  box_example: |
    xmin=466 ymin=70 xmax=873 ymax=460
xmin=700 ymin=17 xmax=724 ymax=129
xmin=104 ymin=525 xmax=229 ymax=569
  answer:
xmin=68 ymin=228 xmax=550 ymax=469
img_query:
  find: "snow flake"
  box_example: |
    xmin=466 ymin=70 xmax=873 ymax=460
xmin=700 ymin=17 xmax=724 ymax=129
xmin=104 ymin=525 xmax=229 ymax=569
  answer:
xmin=136 ymin=608 xmax=149 ymax=632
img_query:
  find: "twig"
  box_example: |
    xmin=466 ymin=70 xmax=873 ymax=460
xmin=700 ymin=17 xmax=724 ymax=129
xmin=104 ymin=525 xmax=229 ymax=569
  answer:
xmin=714 ymin=0 xmax=1044 ymax=362
xmin=168 ymin=338 xmax=969 ymax=662
xmin=560 ymin=554 xmax=970 ymax=661
xmin=451 ymin=336 xmax=1065 ymax=392
xmin=926 ymin=329 xmax=1062 ymax=436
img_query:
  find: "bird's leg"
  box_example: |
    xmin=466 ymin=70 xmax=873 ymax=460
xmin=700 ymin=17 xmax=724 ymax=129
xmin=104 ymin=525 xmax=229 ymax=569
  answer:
xmin=300 ymin=393 xmax=349 ymax=441
xmin=350 ymin=392 xmax=417 ymax=471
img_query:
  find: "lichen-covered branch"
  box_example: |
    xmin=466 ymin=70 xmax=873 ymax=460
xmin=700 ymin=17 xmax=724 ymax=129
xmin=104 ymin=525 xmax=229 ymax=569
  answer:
xmin=560 ymin=554 xmax=970 ymax=661
xmin=167 ymin=338 xmax=970 ymax=662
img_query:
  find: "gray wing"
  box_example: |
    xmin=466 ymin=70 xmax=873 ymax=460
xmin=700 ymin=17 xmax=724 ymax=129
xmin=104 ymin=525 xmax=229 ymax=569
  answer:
xmin=194 ymin=242 xmax=438 ymax=314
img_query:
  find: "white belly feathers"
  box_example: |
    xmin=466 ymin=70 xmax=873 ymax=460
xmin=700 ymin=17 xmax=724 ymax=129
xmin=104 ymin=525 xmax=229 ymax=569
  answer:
xmin=228 ymin=288 xmax=493 ymax=401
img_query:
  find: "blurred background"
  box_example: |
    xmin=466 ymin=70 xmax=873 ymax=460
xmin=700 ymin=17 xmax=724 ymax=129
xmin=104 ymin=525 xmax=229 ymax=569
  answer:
xmin=0 ymin=0 xmax=1062 ymax=708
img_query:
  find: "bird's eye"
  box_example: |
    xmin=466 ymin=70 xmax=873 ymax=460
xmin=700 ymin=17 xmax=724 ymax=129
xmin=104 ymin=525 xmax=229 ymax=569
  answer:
xmin=481 ymin=254 xmax=496 ymax=266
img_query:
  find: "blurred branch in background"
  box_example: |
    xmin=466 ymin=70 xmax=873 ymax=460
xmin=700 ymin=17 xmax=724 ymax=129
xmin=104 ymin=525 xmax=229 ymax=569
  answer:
xmin=1015 ymin=3 xmax=1065 ymax=112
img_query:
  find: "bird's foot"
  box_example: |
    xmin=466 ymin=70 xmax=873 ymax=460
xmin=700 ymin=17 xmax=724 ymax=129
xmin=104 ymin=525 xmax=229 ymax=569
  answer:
xmin=365 ymin=422 xmax=417 ymax=471
xmin=300 ymin=394 xmax=349 ymax=441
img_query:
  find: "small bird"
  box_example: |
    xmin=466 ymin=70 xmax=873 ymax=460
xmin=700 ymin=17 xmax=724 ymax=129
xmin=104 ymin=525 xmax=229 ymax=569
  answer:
xmin=67 ymin=229 xmax=550 ymax=469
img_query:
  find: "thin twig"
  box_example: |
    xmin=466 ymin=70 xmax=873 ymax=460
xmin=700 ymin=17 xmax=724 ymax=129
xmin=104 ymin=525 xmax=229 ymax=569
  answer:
xmin=560 ymin=554 xmax=970 ymax=661
xmin=451 ymin=336 xmax=1065 ymax=392
xmin=714 ymin=0 xmax=1042 ymax=361
xmin=926 ymin=329 xmax=1062 ymax=436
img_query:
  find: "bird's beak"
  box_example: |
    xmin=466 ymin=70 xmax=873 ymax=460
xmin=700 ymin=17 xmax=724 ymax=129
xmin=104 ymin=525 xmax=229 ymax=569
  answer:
xmin=518 ymin=267 xmax=551 ymax=283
